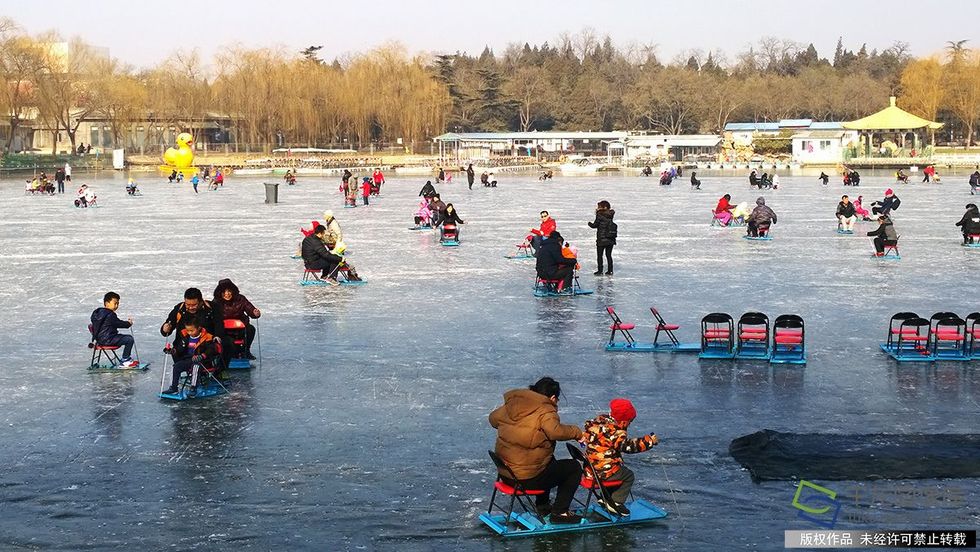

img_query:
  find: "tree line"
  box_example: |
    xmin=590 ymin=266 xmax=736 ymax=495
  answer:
xmin=1 ymin=19 xmax=979 ymax=154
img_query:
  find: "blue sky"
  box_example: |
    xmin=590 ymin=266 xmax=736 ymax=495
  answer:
xmin=12 ymin=0 xmax=979 ymax=68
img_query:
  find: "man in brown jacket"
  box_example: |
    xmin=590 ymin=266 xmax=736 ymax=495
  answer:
xmin=489 ymin=377 xmax=584 ymax=524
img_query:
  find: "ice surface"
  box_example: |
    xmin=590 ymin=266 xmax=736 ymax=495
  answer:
xmin=1 ymin=170 xmax=979 ymax=550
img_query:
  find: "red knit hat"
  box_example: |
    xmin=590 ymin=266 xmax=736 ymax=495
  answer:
xmin=609 ymin=398 xmax=637 ymax=422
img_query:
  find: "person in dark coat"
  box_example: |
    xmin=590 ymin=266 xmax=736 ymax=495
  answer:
xmin=818 ymin=172 xmax=830 ymax=185
xmin=868 ymin=215 xmax=898 ymax=255
xmin=437 ymin=167 xmax=445 ymax=182
xmin=871 ymin=189 xmax=901 ymax=216
xmin=342 ymin=169 xmax=352 ymax=185
xmin=536 ymin=231 xmax=577 ymax=290
xmin=161 ymin=316 xmax=220 ymax=395
xmin=438 ymin=203 xmax=465 ymax=241
xmin=90 ymin=291 xmax=136 ymax=366
xmin=160 ymin=287 xmax=216 ymax=338
xmin=747 ymin=197 xmax=777 ymax=237
xmin=836 ymin=195 xmax=857 ymax=232
xmin=969 ymin=170 xmax=980 ymax=195
xmin=302 ymin=225 xmax=344 ymax=283
xmin=588 ymin=200 xmax=617 ymax=275
xmin=466 ymin=164 xmax=475 ymax=190
xmin=212 ymin=279 xmax=261 ymax=359
xmin=418 ymin=180 xmax=437 ymax=198
xmin=54 ymin=167 xmax=66 ymax=194
xmin=749 ymin=169 xmax=759 ymax=188
xmin=955 ymin=203 xmax=980 ymax=244
xmin=690 ymin=171 xmax=701 ymax=189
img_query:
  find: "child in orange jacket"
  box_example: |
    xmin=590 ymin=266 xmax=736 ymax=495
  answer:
xmin=580 ymin=398 xmax=659 ymax=516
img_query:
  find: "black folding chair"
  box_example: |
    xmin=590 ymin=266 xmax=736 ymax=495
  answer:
xmin=885 ymin=312 xmax=920 ymax=349
xmin=565 ymin=443 xmax=629 ymax=519
xmin=485 ymin=451 xmax=547 ymax=528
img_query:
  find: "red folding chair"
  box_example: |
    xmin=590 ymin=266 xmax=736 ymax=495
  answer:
xmin=606 ymin=307 xmax=636 ymax=347
xmin=650 ymin=307 xmax=680 ymax=347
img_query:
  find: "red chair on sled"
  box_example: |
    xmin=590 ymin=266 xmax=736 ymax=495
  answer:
xmin=88 ymin=323 xmax=123 ymax=368
xmin=771 ymin=314 xmax=806 ymax=364
xmin=884 ymin=312 xmax=921 ymax=350
xmin=894 ymin=316 xmax=931 ymax=355
xmin=606 ymin=307 xmax=636 ymax=347
xmin=964 ymin=312 xmax=980 ymax=357
xmin=441 ymin=223 xmax=459 ymax=243
xmin=565 ymin=443 xmax=629 ymax=518
xmin=700 ymin=313 xmax=735 ymax=358
xmin=222 ymin=319 xmax=251 ymax=368
xmin=736 ymin=312 xmax=770 ymax=359
xmin=650 ymin=307 xmax=681 ymax=347
xmin=931 ymin=313 xmax=967 ymax=359
xmin=484 ymin=450 xmax=548 ymax=527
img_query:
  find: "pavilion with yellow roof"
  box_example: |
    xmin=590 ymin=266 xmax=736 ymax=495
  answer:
xmin=844 ymin=96 xmax=943 ymax=156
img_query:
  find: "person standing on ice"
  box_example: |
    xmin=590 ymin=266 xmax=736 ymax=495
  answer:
xmin=588 ymin=200 xmax=617 ymax=276
xmin=489 ymin=377 xmax=584 ymax=525
xmin=466 ymin=163 xmax=475 ymax=189
xmin=372 ymin=168 xmax=385 ymax=194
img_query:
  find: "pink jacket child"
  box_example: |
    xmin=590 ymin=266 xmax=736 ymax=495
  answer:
xmin=854 ymin=196 xmax=870 ymax=219
xmin=414 ymin=200 xmax=432 ymax=227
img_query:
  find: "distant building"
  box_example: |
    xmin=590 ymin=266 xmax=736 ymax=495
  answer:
xmin=622 ymin=134 xmax=721 ymax=162
xmin=724 ymin=119 xmax=844 ymax=145
xmin=791 ymin=130 xmax=860 ymax=165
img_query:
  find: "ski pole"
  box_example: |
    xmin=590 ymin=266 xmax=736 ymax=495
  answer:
xmin=159 ymin=345 xmax=169 ymax=393
xmin=130 ymin=326 xmax=140 ymax=366
xmin=255 ymin=318 xmax=262 ymax=373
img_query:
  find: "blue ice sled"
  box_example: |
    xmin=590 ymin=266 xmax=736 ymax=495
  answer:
xmin=533 ymin=276 xmax=593 ymax=297
xmin=408 ymin=225 xmax=433 ymax=231
xmin=605 ymin=342 xmax=700 ymax=353
xmin=479 ymin=498 xmax=668 ymax=538
xmin=226 ymin=358 xmax=253 ymax=369
xmin=743 ymin=235 xmax=773 ymax=241
xmin=159 ymin=379 xmax=226 ymax=401
xmin=300 ymin=278 xmax=367 ymax=287
xmin=836 ymin=229 xmax=854 ymax=235
xmin=879 ymin=343 xmax=934 ymax=362
xmin=699 ymin=345 xmax=736 ymax=359
xmin=441 ymin=239 xmax=460 ymax=247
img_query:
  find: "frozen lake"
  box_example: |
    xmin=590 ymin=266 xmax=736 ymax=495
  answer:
xmin=1 ymin=170 xmax=978 ymax=551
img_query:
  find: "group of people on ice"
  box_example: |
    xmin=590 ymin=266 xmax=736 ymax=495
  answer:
xmin=530 ymin=200 xmax=618 ymax=290
xmin=412 ymin=182 xmax=465 ymax=240
xmin=340 ymin=168 xmax=385 ymax=206
xmin=748 ymin=168 xmax=779 ymax=189
xmin=299 ymin=210 xmax=363 ymax=285
xmin=489 ymin=376 xmax=659 ymax=523
xmin=89 ymin=282 xmax=262 ymax=395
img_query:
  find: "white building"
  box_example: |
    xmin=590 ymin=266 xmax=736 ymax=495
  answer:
xmin=791 ymin=130 xmax=860 ymax=165
xmin=623 ymin=134 xmax=721 ymax=162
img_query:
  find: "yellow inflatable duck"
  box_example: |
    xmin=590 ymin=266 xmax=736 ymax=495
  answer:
xmin=163 ymin=132 xmax=195 ymax=169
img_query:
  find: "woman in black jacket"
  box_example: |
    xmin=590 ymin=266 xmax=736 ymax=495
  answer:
xmin=588 ymin=200 xmax=617 ymax=276
xmin=955 ymin=203 xmax=980 ymax=244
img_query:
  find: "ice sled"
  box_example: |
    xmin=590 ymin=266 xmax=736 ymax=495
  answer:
xmin=879 ymin=313 xmax=934 ymax=362
xmin=159 ymin=342 xmax=228 ymax=401
xmin=504 ymin=242 xmax=534 ymax=259
xmin=533 ymin=275 xmax=592 ymax=297
xmin=604 ymin=306 xmax=699 ymax=353
xmin=300 ymin=267 xmax=367 ymax=286
xmin=743 ymin=235 xmax=773 ymax=241
xmin=836 ymin=229 xmax=854 ymax=235
xmin=408 ymin=225 xmax=434 ymax=231
xmin=478 ymin=444 xmax=667 ymax=538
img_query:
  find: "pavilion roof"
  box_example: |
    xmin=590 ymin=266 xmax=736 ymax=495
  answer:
xmin=843 ymin=97 xmax=943 ymax=131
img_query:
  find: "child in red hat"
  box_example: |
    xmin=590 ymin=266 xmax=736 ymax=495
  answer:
xmin=580 ymin=398 xmax=659 ymax=516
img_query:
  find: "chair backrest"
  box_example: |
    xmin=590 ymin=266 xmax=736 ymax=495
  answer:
xmin=964 ymin=312 xmax=980 ymax=331
xmin=774 ymin=314 xmax=804 ymax=331
xmin=488 ymin=450 xmax=521 ymax=483
xmin=565 ymin=442 xmax=603 ymax=483
xmin=899 ymin=317 xmax=930 ymax=337
xmin=888 ymin=312 xmax=919 ymax=333
xmin=929 ymin=311 xmax=959 ymax=328
xmin=606 ymin=307 xmax=622 ymax=325
xmin=223 ymin=319 xmax=246 ymax=330
xmin=649 ymin=307 xmax=668 ymax=325
xmin=738 ymin=311 xmax=769 ymax=328
xmin=702 ymin=312 xmax=733 ymax=325
xmin=934 ymin=316 xmax=965 ymax=332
